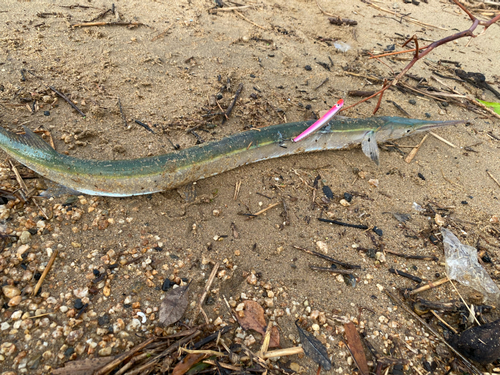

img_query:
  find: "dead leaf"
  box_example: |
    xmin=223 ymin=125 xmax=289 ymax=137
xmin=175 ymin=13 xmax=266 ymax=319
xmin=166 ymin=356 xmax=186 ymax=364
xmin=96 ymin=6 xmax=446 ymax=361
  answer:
xmin=236 ymin=300 xmax=280 ymax=347
xmin=159 ymin=284 xmax=190 ymax=327
xmin=172 ymin=353 xmax=206 ymax=375
xmin=52 ymin=357 xmax=116 ymax=375
xmin=295 ymin=321 xmax=331 ymax=371
xmin=344 ymin=322 xmax=369 ymax=375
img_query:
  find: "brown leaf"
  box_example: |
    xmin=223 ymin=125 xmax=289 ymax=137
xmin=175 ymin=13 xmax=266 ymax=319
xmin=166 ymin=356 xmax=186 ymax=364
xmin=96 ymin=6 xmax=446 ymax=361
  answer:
xmin=344 ymin=322 xmax=369 ymax=375
xmin=236 ymin=300 xmax=280 ymax=347
xmin=52 ymin=357 xmax=116 ymax=375
xmin=159 ymin=284 xmax=190 ymax=327
xmin=171 ymin=353 xmax=206 ymax=375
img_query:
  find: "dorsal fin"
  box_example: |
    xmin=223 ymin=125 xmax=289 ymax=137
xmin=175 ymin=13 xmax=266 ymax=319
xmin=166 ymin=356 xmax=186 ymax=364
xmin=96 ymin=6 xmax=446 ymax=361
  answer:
xmin=21 ymin=126 xmax=58 ymax=154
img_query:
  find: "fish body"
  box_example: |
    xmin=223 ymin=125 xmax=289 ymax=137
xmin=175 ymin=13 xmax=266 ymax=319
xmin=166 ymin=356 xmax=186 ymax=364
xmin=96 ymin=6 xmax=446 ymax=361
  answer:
xmin=0 ymin=117 xmax=461 ymax=197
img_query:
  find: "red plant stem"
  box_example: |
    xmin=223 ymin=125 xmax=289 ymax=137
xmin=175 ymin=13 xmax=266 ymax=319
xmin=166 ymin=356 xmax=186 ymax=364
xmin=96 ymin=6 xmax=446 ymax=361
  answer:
xmin=342 ymin=0 xmax=500 ymax=114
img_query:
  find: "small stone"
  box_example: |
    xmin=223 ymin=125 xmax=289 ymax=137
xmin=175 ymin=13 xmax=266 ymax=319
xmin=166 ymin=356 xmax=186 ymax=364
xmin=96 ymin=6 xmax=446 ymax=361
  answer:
xmin=8 ymin=295 xmax=22 ymax=307
xmin=103 ymin=286 xmax=111 ymax=297
xmin=212 ymin=209 xmax=220 ymax=217
xmin=315 ymin=241 xmax=328 ymax=254
xmin=311 ymin=323 xmax=320 ymax=331
xmin=243 ymin=334 xmax=256 ymax=346
xmin=2 ymin=285 xmax=21 ymax=298
xmin=343 ymin=192 xmax=353 ymax=202
xmin=409 ymin=99 xmax=416 ymax=105
xmin=304 ymin=65 xmax=312 ymax=71
xmin=425 ymin=113 xmax=431 ymax=118
xmin=490 ymin=215 xmax=499 ymax=224
xmin=375 ymin=252 xmax=386 ymax=263
xmin=368 ymin=178 xmax=379 ymax=188
xmin=74 ymin=299 xmax=84 ymax=310
xmin=11 ymin=311 xmax=23 ymax=320
xmin=43 ymin=111 xmax=50 ymax=116
xmin=264 ymin=298 xmax=274 ymax=307
xmin=19 ymin=231 xmax=31 ymax=244
xmin=340 ymin=199 xmax=350 ymax=207
xmin=435 ymin=213 xmax=445 ymax=226
xmin=73 ymin=287 xmax=88 ymax=299
xmin=2 ymin=285 xmax=21 ymax=299
xmin=98 ymin=347 xmax=112 ymax=357
xmin=290 ymin=362 xmax=301 ymax=372
xmin=246 ymin=273 xmax=257 ymax=285
xmin=126 ymin=318 xmax=141 ymax=331
xmin=17 ymin=244 xmax=30 ymax=256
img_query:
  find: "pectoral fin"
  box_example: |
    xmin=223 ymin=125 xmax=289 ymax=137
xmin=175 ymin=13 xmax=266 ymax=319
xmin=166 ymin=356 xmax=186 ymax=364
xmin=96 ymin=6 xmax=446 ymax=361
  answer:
xmin=361 ymin=130 xmax=380 ymax=165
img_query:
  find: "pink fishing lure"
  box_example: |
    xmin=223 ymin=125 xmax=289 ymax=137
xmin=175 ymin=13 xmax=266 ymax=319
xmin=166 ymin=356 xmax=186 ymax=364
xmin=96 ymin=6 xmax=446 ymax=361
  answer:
xmin=293 ymin=99 xmax=344 ymax=142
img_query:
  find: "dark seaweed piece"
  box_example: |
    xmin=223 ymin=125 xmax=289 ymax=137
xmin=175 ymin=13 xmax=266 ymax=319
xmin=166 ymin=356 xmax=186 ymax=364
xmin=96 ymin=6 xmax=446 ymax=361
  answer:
xmin=295 ymin=321 xmax=332 ymax=370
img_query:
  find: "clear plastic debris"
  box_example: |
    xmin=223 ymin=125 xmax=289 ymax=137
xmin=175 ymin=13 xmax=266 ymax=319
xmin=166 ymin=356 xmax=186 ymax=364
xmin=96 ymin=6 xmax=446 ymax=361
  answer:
xmin=442 ymin=228 xmax=500 ymax=302
xmin=333 ymin=41 xmax=351 ymax=53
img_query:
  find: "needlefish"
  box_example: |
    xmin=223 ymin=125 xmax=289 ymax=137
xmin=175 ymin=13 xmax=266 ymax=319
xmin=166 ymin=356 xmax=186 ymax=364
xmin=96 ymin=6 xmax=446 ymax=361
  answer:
xmin=0 ymin=117 xmax=461 ymax=197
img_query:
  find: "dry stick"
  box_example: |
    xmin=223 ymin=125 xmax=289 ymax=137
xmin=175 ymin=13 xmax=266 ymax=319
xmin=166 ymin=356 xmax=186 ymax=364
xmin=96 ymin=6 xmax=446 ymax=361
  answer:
xmin=233 ymin=10 xmax=266 ymax=29
xmin=315 ymin=0 xmax=335 ymax=17
xmin=258 ymin=320 xmax=274 ymax=357
xmin=309 ymin=265 xmax=356 ymax=275
xmin=71 ymin=21 xmax=144 ymax=27
xmin=194 ymin=262 xmax=220 ymax=324
xmin=409 ymin=277 xmax=449 ymax=295
xmin=293 ymin=245 xmax=361 ymax=269
xmin=342 ymin=0 xmax=500 ymax=115
xmin=366 ymin=1 xmax=447 ymax=30
xmin=469 ymin=95 xmax=500 ymax=119
xmin=384 ymin=289 xmax=482 ymax=375
xmin=441 ymin=168 xmax=465 ymax=191
xmin=253 ymin=201 xmax=281 ymax=216
xmin=94 ymin=337 xmax=156 ymax=375
xmin=32 ymin=248 xmax=59 ymax=296
xmin=429 ymin=131 xmax=457 ymax=148
xmin=151 ymin=23 xmax=174 ymax=41
xmin=487 ymin=170 xmax=500 ymax=189
xmin=233 ymin=180 xmax=242 ymax=200
xmin=449 ymin=279 xmax=481 ymax=326
xmin=430 ymin=310 xmax=458 ymax=334
xmin=223 ymin=83 xmax=243 ymax=124
xmin=9 ymin=161 xmax=49 ymax=220
xmin=49 ymin=86 xmax=85 ymax=117
xmin=117 ymin=97 xmax=127 ymax=127
xmin=405 ymin=134 xmax=429 ymax=163
xmin=213 ymin=5 xmax=250 ymax=11
xmin=263 ymin=347 xmax=304 ymax=358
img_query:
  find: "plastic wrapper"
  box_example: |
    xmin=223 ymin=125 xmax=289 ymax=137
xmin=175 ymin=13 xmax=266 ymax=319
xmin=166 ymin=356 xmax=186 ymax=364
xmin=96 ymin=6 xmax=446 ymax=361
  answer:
xmin=442 ymin=228 xmax=500 ymax=302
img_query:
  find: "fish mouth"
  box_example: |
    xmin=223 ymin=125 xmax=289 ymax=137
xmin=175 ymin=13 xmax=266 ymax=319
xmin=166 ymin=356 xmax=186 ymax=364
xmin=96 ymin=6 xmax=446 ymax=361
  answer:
xmin=417 ymin=120 xmax=463 ymax=132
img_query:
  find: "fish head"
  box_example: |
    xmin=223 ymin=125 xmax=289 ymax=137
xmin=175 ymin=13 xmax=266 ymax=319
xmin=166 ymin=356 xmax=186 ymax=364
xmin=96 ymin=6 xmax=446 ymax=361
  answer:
xmin=377 ymin=117 xmax=463 ymax=142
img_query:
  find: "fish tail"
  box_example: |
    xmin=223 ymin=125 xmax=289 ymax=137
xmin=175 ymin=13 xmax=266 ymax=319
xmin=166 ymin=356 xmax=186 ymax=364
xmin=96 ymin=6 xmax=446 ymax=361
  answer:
xmin=0 ymin=126 xmax=58 ymax=157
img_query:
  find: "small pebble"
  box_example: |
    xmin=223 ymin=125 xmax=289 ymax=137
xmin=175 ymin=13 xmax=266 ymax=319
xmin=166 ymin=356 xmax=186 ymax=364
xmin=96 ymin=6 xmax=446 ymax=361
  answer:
xmin=409 ymin=99 xmax=416 ymax=105
xmin=304 ymin=65 xmax=312 ymax=71
xmin=425 ymin=113 xmax=431 ymax=118
xmin=162 ymin=278 xmax=172 ymax=291
xmin=322 ymin=185 xmax=334 ymax=199
xmin=2 ymin=285 xmax=21 ymax=299
xmin=43 ymin=111 xmax=50 ymax=116
xmin=343 ymin=192 xmax=353 ymax=202
xmin=417 ymin=172 xmax=425 ymax=180
xmin=74 ymin=299 xmax=84 ymax=310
